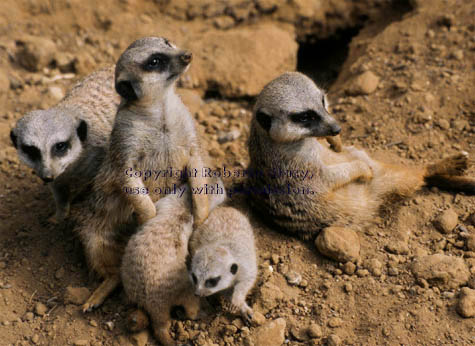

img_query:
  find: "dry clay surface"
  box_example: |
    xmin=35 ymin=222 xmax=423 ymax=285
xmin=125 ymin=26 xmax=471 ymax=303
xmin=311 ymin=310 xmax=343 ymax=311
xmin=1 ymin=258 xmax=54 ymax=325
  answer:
xmin=0 ymin=0 xmax=474 ymax=345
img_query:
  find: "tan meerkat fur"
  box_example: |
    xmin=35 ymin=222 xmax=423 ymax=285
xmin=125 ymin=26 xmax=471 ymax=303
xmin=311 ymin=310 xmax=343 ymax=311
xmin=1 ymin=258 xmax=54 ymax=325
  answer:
xmin=75 ymin=37 xmax=210 ymax=312
xmin=188 ymin=206 xmax=257 ymax=323
xmin=121 ymin=179 xmax=226 ymax=346
xmin=248 ymin=72 xmax=475 ymax=240
xmin=10 ymin=66 xmax=119 ymax=222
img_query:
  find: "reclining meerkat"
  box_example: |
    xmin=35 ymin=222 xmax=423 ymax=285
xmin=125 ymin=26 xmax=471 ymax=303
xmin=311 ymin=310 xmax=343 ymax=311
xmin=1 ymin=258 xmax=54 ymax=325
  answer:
xmin=121 ymin=179 xmax=226 ymax=346
xmin=247 ymin=72 xmax=475 ymax=240
xmin=188 ymin=205 xmax=257 ymax=324
xmin=10 ymin=66 xmax=119 ymax=222
xmin=77 ymin=37 xmax=210 ymax=312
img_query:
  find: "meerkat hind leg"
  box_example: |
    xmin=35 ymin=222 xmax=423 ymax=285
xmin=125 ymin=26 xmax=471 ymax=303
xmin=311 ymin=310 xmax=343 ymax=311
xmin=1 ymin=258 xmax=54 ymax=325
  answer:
xmin=426 ymin=152 xmax=469 ymax=177
xmin=82 ymin=274 xmax=121 ymax=312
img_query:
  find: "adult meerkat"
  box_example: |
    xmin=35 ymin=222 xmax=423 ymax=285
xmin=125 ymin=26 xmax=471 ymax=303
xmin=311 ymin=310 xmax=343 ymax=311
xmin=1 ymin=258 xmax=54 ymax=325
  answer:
xmin=121 ymin=180 xmax=226 ymax=346
xmin=247 ymin=72 xmax=475 ymax=240
xmin=188 ymin=206 xmax=257 ymax=323
xmin=10 ymin=66 xmax=119 ymax=222
xmin=78 ymin=37 xmax=209 ymax=312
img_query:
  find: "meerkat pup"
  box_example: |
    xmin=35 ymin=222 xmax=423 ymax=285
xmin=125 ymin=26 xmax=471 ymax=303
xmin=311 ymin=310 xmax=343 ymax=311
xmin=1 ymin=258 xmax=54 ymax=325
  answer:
xmin=248 ymin=72 xmax=475 ymax=240
xmin=121 ymin=179 xmax=226 ymax=346
xmin=77 ymin=37 xmax=209 ymax=312
xmin=10 ymin=66 xmax=119 ymax=222
xmin=188 ymin=206 xmax=257 ymax=323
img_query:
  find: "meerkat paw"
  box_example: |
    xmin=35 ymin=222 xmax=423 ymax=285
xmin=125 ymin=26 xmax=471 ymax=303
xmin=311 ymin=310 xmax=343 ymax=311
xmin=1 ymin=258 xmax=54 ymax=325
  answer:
xmin=427 ymin=151 xmax=469 ymax=176
xmin=240 ymin=304 xmax=254 ymax=325
xmin=326 ymin=135 xmax=343 ymax=152
xmin=356 ymin=161 xmax=373 ymax=182
xmin=82 ymin=275 xmax=121 ymax=313
xmin=126 ymin=308 xmax=150 ymax=332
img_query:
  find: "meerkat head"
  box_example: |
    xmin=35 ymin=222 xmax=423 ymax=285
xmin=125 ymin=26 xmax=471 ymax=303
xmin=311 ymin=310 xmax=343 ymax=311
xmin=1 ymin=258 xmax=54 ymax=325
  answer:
xmin=252 ymin=72 xmax=341 ymax=143
xmin=188 ymin=245 xmax=238 ymax=297
xmin=115 ymin=37 xmax=192 ymax=104
xmin=10 ymin=108 xmax=87 ymax=182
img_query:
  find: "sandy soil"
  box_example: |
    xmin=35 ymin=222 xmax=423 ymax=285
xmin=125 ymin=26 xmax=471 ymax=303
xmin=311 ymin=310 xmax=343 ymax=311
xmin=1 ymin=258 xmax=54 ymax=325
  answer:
xmin=0 ymin=0 xmax=474 ymax=345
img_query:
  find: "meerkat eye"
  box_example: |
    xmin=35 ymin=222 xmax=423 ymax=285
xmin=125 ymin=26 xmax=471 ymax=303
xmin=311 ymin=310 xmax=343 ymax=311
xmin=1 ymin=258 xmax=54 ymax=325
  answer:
xmin=191 ymin=273 xmax=197 ymax=285
xmin=53 ymin=141 xmax=69 ymax=156
xmin=143 ymin=54 xmax=169 ymax=71
xmin=21 ymin=145 xmax=41 ymax=161
xmin=291 ymin=110 xmax=318 ymax=124
xmin=205 ymin=276 xmax=221 ymax=288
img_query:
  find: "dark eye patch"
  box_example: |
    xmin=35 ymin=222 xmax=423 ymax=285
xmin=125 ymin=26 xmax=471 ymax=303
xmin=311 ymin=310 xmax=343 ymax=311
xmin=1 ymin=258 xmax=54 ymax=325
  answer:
xmin=21 ymin=145 xmax=41 ymax=162
xmin=290 ymin=110 xmax=320 ymax=127
xmin=142 ymin=53 xmax=170 ymax=72
xmin=192 ymin=273 xmax=197 ymax=285
xmin=256 ymin=111 xmax=272 ymax=132
xmin=205 ymin=276 xmax=221 ymax=288
xmin=52 ymin=141 xmax=70 ymax=156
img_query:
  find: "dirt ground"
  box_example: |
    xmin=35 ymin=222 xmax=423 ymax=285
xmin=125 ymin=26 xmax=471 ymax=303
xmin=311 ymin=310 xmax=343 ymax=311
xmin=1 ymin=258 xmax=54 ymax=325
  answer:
xmin=0 ymin=0 xmax=474 ymax=345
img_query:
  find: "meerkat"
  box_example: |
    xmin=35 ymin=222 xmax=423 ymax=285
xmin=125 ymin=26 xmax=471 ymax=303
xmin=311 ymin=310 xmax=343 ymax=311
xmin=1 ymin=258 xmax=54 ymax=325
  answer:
xmin=247 ymin=72 xmax=475 ymax=240
xmin=187 ymin=206 xmax=257 ymax=323
xmin=121 ymin=179 xmax=226 ymax=346
xmin=76 ymin=37 xmax=210 ymax=312
xmin=10 ymin=66 xmax=119 ymax=222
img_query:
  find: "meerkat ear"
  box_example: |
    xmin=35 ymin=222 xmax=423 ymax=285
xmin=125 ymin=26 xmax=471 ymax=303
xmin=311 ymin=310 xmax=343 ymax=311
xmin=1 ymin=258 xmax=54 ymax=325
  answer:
xmin=230 ymin=263 xmax=238 ymax=275
xmin=10 ymin=130 xmax=17 ymax=148
xmin=116 ymin=79 xmax=142 ymax=101
xmin=256 ymin=111 xmax=272 ymax=132
xmin=77 ymin=120 xmax=88 ymax=142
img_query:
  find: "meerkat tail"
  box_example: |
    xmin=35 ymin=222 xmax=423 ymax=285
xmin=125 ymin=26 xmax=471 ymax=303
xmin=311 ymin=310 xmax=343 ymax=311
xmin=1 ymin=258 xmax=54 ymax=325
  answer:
xmin=424 ymin=175 xmax=475 ymax=195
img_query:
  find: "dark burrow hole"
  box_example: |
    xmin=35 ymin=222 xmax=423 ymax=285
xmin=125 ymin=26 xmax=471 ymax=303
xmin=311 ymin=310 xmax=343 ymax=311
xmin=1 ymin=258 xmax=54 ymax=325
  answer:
xmin=297 ymin=26 xmax=362 ymax=89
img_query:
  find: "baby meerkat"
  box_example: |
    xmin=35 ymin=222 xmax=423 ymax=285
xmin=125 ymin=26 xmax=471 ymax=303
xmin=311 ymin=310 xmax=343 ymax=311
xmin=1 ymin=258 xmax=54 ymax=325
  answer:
xmin=121 ymin=179 xmax=226 ymax=346
xmin=10 ymin=66 xmax=119 ymax=222
xmin=77 ymin=37 xmax=209 ymax=312
xmin=188 ymin=206 xmax=257 ymax=323
xmin=248 ymin=72 xmax=474 ymax=240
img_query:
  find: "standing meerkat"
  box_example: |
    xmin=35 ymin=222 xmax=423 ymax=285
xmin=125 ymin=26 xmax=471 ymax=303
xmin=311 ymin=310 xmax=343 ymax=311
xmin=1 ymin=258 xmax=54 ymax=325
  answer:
xmin=188 ymin=206 xmax=257 ymax=323
xmin=247 ymin=72 xmax=475 ymax=240
xmin=77 ymin=37 xmax=210 ymax=312
xmin=121 ymin=179 xmax=226 ymax=346
xmin=10 ymin=66 xmax=119 ymax=222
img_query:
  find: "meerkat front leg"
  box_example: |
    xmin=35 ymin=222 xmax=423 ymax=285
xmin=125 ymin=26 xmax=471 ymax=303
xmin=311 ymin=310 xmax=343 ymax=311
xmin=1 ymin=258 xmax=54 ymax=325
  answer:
xmin=229 ymin=280 xmax=254 ymax=323
xmin=48 ymin=182 xmax=70 ymax=224
xmin=82 ymin=274 xmax=121 ymax=312
xmin=122 ymin=175 xmax=156 ymax=224
xmin=323 ymin=160 xmax=373 ymax=191
xmin=187 ymin=149 xmax=209 ymax=227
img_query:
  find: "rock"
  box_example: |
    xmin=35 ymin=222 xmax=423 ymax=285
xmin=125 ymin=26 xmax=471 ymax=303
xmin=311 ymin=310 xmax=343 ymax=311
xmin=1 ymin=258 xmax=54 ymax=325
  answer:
xmin=327 ymin=334 xmax=342 ymax=346
xmin=48 ymin=86 xmax=65 ymax=101
xmin=342 ymin=261 xmax=356 ymax=275
xmin=366 ymin=259 xmax=383 ymax=276
xmin=434 ymin=209 xmax=458 ymax=233
xmin=105 ymin=321 xmax=115 ymax=331
xmin=328 ymin=317 xmax=343 ymax=328
xmin=347 ymin=71 xmax=380 ymax=95
xmin=438 ymin=119 xmax=450 ymax=130
xmin=15 ymin=35 xmax=57 ymax=72
xmin=184 ymin=24 xmax=298 ymax=97
xmin=252 ymin=318 xmax=286 ymax=346
xmin=54 ymin=51 xmax=77 ymax=73
xmin=34 ymin=302 xmax=47 ymax=316
xmin=55 ymin=267 xmax=65 ymax=280
xmin=218 ymin=129 xmax=241 ymax=143
xmin=0 ymin=71 xmax=10 ymax=95
xmin=384 ymin=241 xmax=409 ymax=255
xmin=251 ymin=311 xmax=266 ymax=326
xmin=449 ymin=50 xmax=464 ymax=61
xmin=24 ymin=312 xmax=34 ymax=321
xmin=64 ymin=286 xmax=90 ymax=305
xmin=457 ymin=287 xmax=475 ymax=318
xmin=466 ymin=235 xmax=475 ymax=252
xmin=73 ymin=340 xmax=88 ymax=346
xmin=290 ymin=324 xmax=309 ymax=341
xmin=31 ymin=334 xmax=40 ymax=344
xmin=344 ymin=283 xmax=353 ymax=293
xmin=255 ymin=282 xmax=284 ymax=313
xmin=315 ymin=227 xmax=360 ymax=263
xmin=129 ymin=330 xmax=149 ymax=346
xmin=285 ymin=270 xmax=302 ymax=286
xmin=308 ymin=323 xmax=322 ymax=338
xmin=411 ymin=254 xmax=470 ymax=289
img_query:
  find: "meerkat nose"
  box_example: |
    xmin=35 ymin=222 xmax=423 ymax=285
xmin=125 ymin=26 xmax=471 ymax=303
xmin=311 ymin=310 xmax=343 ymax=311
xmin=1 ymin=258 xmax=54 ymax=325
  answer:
xmin=180 ymin=51 xmax=193 ymax=64
xmin=330 ymin=124 xmax=341 ymax=136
